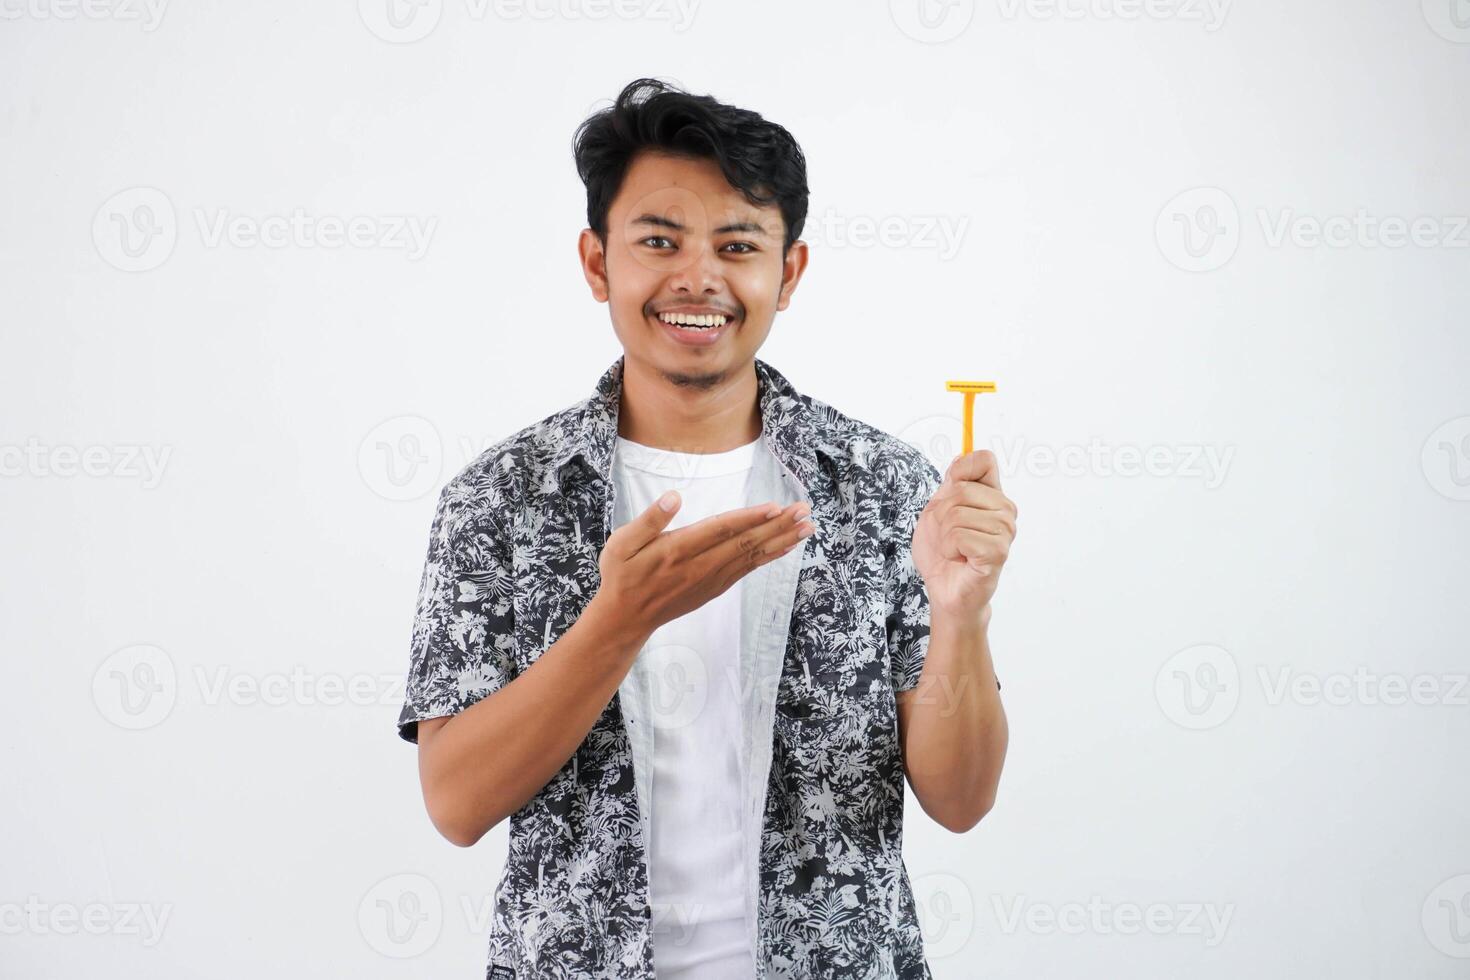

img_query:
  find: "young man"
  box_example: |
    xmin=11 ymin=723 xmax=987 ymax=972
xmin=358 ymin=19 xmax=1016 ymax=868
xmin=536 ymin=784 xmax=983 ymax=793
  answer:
xmin=397 ymin=78 xmax=1012 ymax=980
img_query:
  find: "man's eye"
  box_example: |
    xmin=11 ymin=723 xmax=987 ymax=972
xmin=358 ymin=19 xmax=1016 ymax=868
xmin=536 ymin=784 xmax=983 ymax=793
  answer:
xmin=722 ymin=242 xmax=756 ymax=254
xmin=640 ymin=236 xmax=675 ymax=250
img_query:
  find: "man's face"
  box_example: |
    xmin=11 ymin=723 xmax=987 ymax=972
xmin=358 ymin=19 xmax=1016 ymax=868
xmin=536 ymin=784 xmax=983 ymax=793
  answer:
xmin=579 ymin=150 xmax=808 ymax=390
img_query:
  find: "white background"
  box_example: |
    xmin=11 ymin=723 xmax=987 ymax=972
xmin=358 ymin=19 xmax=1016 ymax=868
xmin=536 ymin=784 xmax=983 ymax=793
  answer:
xmin=3 ymin=0 xmax=1468 ymax=977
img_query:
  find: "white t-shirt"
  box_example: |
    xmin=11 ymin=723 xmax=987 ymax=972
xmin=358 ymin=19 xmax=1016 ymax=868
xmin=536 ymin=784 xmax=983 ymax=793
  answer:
xmin=611 ymin=432 xmax=763 ymax=980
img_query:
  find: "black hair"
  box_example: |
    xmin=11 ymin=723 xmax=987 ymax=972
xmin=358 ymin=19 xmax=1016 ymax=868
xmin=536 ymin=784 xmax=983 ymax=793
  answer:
xmin=572 ymin=77 xmax=810 ymax=256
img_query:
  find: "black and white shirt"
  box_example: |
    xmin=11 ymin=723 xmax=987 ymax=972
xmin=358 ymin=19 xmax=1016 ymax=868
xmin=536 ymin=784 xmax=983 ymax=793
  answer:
xmin=398 ymin=355 xmax=975 ymax=979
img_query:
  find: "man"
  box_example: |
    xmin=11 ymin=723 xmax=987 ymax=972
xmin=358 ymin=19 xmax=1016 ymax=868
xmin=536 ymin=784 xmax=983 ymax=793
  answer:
xmin=396 ymin=77 xmax=1012 ymax=980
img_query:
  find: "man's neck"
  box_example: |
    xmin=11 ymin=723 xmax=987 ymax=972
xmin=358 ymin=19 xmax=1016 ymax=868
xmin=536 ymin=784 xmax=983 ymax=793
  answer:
xmin=616 ymin=355 xmax=762 ymax=454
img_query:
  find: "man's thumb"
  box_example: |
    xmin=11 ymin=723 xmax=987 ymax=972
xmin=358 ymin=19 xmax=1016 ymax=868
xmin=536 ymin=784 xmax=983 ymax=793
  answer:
xmin=628 ymin=490 xmax=680 ymax=547
xmin=607 ymin=490 xmax=679 ymax=558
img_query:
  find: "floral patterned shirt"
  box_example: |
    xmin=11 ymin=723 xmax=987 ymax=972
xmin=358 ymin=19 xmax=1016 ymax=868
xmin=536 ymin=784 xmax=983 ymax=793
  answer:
xmin=397 ymin=355 xmax=986 ymax=979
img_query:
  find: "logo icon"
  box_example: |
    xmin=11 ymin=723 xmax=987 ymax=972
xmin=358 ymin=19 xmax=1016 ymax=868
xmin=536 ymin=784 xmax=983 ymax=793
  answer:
xmin=1423 ymin=0 xmax=1470 ymax=42
xmin=645 ymin=643 xmax=712 ymax=731
xmin=359 ymin=0 xmax=442 ymax=43
xmin=1422 ymin=416 xmax=1470 ymax=501
xmin=1156 ymin=187 xmax=1240 ymax=272
xmin=1155 ymin=643 xmax=1239 ymax=730
xmin=1423 ymin=874 xmax=1470 ymax=957
xmin=93 ymin=187 xmax=177 ymax=272
xmin=890 ymin=0 xmax=975 ymax=43
xmin=911 ymin=871 xmax=975 ymax=958
xmin=359 ymin=415 xmax=443 ymax=501
xmin=358 ymin=873 xmax=443 ymax=957
xmin=896 ymin=413 xmax=965 ymax=477
xmin=92 ymin=644 xmax=178 ymax=730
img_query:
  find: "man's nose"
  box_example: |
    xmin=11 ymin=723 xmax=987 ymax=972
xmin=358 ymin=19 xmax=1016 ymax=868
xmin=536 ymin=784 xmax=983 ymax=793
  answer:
xmin=666 ymin=241 xmax=723 ymax=294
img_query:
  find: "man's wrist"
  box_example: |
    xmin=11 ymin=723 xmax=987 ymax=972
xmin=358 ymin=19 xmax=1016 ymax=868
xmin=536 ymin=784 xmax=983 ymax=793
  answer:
xmin=930 ymin=598 xmax=992 ymax=633
xmin=581 ymin=591 xmax=653 ymax=654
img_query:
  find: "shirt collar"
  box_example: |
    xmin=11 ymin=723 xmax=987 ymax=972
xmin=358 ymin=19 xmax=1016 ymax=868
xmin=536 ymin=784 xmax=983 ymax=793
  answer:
xmin=550 ymin=355 xmax=846 ymax=493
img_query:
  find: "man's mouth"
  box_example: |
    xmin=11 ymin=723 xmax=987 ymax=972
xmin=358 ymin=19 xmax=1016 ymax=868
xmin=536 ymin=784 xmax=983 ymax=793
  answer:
xmin=651 ymin=309 xmax=738 ymax=346
xmin=654 ymin=311 xmax=733 ymax=331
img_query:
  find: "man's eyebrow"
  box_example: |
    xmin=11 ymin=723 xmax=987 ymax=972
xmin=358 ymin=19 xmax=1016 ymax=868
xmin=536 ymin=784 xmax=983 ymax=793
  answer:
xmin=632 ymin=213 xmax=772 ymax=238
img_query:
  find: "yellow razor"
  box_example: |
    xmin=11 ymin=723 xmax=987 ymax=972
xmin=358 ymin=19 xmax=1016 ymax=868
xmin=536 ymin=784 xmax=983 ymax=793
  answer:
xmin=945 ymin=380 xmax=997 ymax=455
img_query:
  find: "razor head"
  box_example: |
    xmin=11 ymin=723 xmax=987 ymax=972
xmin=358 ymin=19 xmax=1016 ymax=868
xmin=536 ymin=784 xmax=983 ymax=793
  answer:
xmin=945 ymin=380 xmax=997 ymax=393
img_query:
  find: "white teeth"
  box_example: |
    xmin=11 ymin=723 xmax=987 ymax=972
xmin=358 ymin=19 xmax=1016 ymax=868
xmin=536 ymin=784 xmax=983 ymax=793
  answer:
xmin=658 ymin=312 xmax=729 ymax=328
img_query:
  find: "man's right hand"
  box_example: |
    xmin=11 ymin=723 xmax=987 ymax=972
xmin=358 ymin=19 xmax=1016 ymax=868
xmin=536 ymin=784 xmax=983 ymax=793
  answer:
xmin=415 ymin=492 xmax=814 ymax=846
xmin=595 ymin=492 xmax=815 ymax=640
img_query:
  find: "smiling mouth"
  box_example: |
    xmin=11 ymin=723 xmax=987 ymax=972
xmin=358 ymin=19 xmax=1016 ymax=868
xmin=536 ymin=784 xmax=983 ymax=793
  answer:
xmin=653 ymin=311 xmax=736 ymax=332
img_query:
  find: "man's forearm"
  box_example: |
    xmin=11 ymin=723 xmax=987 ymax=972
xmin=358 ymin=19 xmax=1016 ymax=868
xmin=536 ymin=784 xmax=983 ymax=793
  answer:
xmin=418 ymin=593 xmax=649 ymax=846
xmin=899 ymin=605 xmax=1008 ymax=833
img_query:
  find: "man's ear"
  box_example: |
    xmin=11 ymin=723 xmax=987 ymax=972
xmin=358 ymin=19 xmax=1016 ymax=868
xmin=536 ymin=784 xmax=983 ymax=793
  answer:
xmin=578 ymin=227 xmax=610 ymax=303
xmin=775 ymin=239 xmax=810 ymax=312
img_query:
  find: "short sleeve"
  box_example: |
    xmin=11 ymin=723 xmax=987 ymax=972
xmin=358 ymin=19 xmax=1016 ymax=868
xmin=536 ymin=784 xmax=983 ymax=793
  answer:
xmin=884 ymin=454 xmax=942 ymax=694
xmin=396 ymin=480 xmax=518 ymax=744
xmin=883 ymin=452 xmax=1001 ymax=694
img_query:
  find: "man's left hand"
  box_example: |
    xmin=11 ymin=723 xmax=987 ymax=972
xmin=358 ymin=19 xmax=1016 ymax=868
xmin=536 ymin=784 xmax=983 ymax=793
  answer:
xmin=911 ymin=449 xmax=1017 ymax=619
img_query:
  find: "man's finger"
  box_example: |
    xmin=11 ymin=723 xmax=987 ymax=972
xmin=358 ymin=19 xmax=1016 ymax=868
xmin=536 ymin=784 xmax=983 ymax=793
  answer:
xmin=610 ymin=490 xmax=689 ymax=558
xmin=704 ymin=504 xmax=814 ymax=577
xmin=954 ymin=527 xmax=1009 ymax=567
xmin=950 ymin=481 xmax=1014 ymax=515
xmin=944 ymin=449 xmax=1002 ymax=490
xmin=661 ymin=501 xmax=795 ymax=561
xmin=943 ymin=503 xmax=1015 ymax=539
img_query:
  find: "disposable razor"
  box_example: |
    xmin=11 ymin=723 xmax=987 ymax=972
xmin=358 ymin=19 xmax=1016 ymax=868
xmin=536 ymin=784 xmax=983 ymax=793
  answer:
xmin=944 ymin=380 xmax=997 ymax=455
